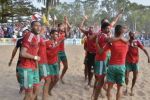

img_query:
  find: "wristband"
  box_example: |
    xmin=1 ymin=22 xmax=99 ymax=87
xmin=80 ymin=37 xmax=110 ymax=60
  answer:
xmin=34 ymin=56 xmax=38 ymax=60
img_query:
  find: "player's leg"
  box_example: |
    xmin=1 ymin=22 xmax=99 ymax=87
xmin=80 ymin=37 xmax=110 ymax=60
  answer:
xmin=18 ymin=68 xmax=33 ymax=100
xmin=116 ymin=85 xmax=123 ymax=100
xmin=59 ymin=52 xmax=68 ymax=83
xmin=32 ymin=69 xmax=40 ymax=100
xmin=43 ymin=78 xmax=51 ymax=100
xmin=93 ymin=76 xmax=105 ymax=100
xmin=60 ymin=59 xmax=68 ymax=83
xmin=107 ymin=83 xmax=113 ymax=100
xmin=106 ymin=65 xmax=116 ymax=100
xmin=24 ymin=91 xmax=33 ymax=100
xmin=84 ymin=56 xmax=88 ymax=81
xmin=116 ymin=65 xmax=126 ymax=99
xmin=49 ymin=63 xmax=59 ymax=95
xmin=39 ymin=64 xmax=51 ymax=100
xmin=51 ymin=63 xmax=59 ymax=87
xmin=131 ymin=71 xmax=138 ymax=96
xmin=125 ymin=71 xmax=130 ymax=94
xmin=125 ymin=63 xmax=131 ymax=95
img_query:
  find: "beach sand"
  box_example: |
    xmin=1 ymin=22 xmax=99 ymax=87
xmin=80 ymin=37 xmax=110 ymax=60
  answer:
xmin=0 ymin=45 xmax=150 ymax=100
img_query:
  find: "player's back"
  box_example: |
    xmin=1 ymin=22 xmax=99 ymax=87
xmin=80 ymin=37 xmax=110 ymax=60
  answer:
xmin=109 ymin=40 xmax=128 ymax=65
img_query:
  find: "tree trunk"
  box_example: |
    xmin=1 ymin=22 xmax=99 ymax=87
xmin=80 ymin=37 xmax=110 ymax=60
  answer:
xmin=46 ymin=0 xmax=50 ymax=19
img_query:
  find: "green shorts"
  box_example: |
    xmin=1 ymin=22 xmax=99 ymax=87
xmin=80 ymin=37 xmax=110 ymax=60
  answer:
xmin=48 ymin=63 xmax=59 ymax=76
xmin=58 ymin=51 xmax=67 ymax=61
xmin=94 ymin=60 xmax=107 ymax=76
xmin=107 ymin=65 xmax=126 ymax=85
xmin=126 ymin=63 xmax=139 ymax=72
xmin=17 ymin=67 xmax=40 ymax=89
xmin=39 ymin=64 xmax=50 ymax=79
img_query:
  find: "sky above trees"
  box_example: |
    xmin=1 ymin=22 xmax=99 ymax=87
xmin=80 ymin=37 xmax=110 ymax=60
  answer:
xmin=60 ymin=0 xmax=150 ymax=6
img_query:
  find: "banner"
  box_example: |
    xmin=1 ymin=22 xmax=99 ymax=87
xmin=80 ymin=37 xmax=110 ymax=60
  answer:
xmin=0 ymin=38 xmax=16 ymax=45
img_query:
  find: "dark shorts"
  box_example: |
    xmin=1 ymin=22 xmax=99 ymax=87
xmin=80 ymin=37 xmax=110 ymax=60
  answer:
xmin=84 ymin=56 xmax=88 ymax=65
xmin=87 ymin=52 xmax=96 ymax=67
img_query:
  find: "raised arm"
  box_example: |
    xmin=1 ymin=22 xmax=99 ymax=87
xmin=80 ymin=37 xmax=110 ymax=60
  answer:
xmin=64 ymin=16 xmax=71 ymax=38
xmin=79 ymin=16 xmax=89 ymax=34
xmin=110 ymin=8 xmax=123 ymax=27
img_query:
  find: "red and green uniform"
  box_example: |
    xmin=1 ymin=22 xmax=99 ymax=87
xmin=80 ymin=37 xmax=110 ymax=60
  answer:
xmin=58 ymin=31 xmax=67 ymax=61
xmin=126 ymin=40 xmax=144 ymax=71
xmin=46 ymin=39 xmax=59 ymax=76
xmin=18 ymin=32 xmax=40 ymax=91
xmin=38 ymin=37 xmax=49 ymax=80
xmin=95 ymin=33 xmax=109 ymax=77
xmin=107 ymin=40 xmax=128 ymax=85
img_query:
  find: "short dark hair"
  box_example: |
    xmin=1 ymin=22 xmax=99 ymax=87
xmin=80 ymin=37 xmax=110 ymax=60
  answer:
xmin=58 ymin=23 xmax=63 ymax=27
xmin=101 ymin=18 xmax=109 ymax=25
xmin=50 ymin=29 xmax=57 ymax=35
xmin=31 ymin=21 xmax=40 ymax=27
xmin=115 ymin=25 xmax=123 ymax=37
xmin=101 ymin=22 xmax=110 ymax=30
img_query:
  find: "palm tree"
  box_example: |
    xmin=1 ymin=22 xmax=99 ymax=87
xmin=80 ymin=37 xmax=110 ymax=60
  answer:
xmin=45 ymin=0 xmax=59 ymax=19
xmin=0 ymin=0 xmax=9 ymax=22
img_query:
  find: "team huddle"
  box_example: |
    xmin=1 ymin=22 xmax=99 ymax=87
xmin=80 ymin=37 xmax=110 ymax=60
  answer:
xmin=8 ymin=10 xmax=150 ymax=100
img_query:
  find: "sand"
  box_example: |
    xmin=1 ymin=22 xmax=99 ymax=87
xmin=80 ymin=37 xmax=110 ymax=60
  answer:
xmin=0 ymin=45 xmax=150 ymax=100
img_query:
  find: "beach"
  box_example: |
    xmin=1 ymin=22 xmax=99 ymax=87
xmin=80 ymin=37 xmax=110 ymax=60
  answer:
xmin=0 ymin=45 xmax=150 ymax=100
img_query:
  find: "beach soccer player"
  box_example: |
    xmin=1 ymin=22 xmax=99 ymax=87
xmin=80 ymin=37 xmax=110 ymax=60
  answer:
xmin=125 ymin=31 xmax=150 ymax=96
xmin=106 ymin=25 xmax=128 ymax=100
xmin=92 ymin=22 xmax=112 ymax=100
xmin=46 ymin=29 xmax=65 ymax=95
xmin=8 ymin=29 xmax=29 ymax=93
xmin=38 ymin=26 xmax=50 ymax=100
xmin=18 ymin=21 xmax=41 ymax=100
xmin=79 ymin=16 xmax=96 ymax=86
xmin=57 ymin=16 xmax=71 ymax=83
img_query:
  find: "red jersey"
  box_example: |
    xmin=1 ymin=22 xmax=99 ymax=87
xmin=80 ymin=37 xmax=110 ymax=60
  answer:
xmin=19 ymin=32 xmax=40 ymax=70
xmin=38 ymin=37 xmax=48 ymax=64
xmin=85 ymin=30 xmax=96 ymax=53
xmin=95 ymin=33 xmax=109 ymax=61
xmin=58 ymin=31 xmax=65 ymax=52
xmin=109 ymin=40 xmax=128 ymax=65
xmin=46 ymin=39 xmax=59 ymax=64
xmin=126 ymin=40 xmax=144 ymax=63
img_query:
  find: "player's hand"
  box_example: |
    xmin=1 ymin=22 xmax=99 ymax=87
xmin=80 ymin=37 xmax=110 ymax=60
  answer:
xmin=83 ymin=15 xmax=88 ymax=20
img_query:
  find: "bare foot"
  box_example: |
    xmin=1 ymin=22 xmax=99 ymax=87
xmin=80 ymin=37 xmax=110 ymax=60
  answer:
xmin=49 ymin=92 xmax=53 ymax=96
xmin=130 ymin=89 xmax=135 ymax=96
xmin=85 ymin=85 xmax=90 ymax=90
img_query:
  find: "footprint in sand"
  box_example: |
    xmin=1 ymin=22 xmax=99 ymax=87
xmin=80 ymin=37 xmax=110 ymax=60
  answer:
xmin=136 ymin=90 xmax=146 ymax=96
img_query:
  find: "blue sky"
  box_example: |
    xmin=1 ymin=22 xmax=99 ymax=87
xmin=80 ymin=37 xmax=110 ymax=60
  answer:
xmin=60 ymin=0 xmax=150 ymax=6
